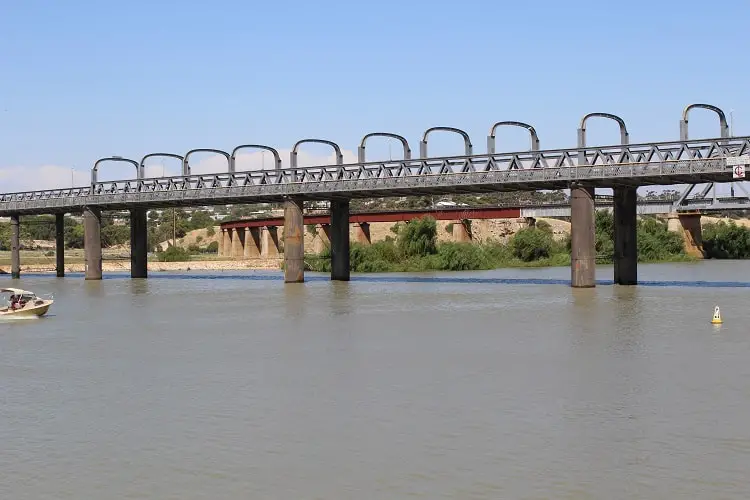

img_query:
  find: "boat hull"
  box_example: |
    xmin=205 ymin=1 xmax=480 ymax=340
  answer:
xmin=0 ymin=300 xmax=53 ymax=317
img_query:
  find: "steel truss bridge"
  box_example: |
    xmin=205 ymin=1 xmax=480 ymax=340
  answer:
xmin=0 ymin=104 xmax=748 ymax=218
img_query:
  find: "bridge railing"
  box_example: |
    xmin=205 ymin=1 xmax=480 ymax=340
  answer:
xmin=82 ymin=137 xmax=750 ymax=195
xmin=1 ymin=136 xmax=748 ymax=204
xmin=0 ymin=186 xmax=92 ymax=203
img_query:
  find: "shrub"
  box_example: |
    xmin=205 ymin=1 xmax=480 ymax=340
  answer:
xmin=595 ymin=231 xmax=614 ymax=264
xmin=636 ymin=217 xmax=684 ymax=261
xmin=397 ymin=217 xmax=437 ymax=257
xmin=206 ymin=241 xmax=219 ymax=253
xmin=206 ymin=226 xmax=216 ymax=237
xmin=157 ymin=246 xmax=191 ymax=262
xmin=536 ymin=219 xmax=552 ymax=233
xmin=509 ymin=227 xmax=554 ymax=261
xmin=350 ymin=241 xmax=398 ymax=272
xmin=437 ymin=242 xmax=488 ymax=270
xmin=703 ymin=221 xmax=750 ymax=259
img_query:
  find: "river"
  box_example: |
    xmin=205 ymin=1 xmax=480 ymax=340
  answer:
xmin=1 ymin=261 xmax=749 ymax=499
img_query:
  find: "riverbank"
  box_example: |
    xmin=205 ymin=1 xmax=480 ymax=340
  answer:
xmin=4 ymin=212 xmax=748 ymax=275
xmin=0 ymin=250 xmax=283 ymax=274
xmin=0 ymin=254 xmax=698 ymax=275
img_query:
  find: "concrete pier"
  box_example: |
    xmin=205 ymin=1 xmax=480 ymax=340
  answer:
xmin=10 ymin=214 xmax=20 ymax=279
xmin=218 ymin=229 xmax=225 ymax=256
xmin=261 ymin=227 xmax=279 ymax=257
xmin=283 ymin=197 xmax=304 ymax=283
xmin=231 ymin=228 xmax=244 ymax=259
xmin=222 ymin=229 xmax=231 ymax=257
xmin=130 ymin=208 xmax=148 ymax=278
xmin=56 ymin=213 xmax=65 ymax=277
xmin=84 ymin=207 xmax=102 ymax=280
xmin=570 ymin=184 xmax=596 ymax=288
xmin=330 ymin=200 xmax=350 ymax=281
xmin=613 ymin=187 xmax=637 ymax=285
xmin=355 ymin=222 xmax=371 ymax=245
xmin=313 ymin=224 xmax=330 ymax=254
xmin=452 ymin=220 xmax=471 ymax=242
xmin=244 ymin=227 xmax=261 ymax=259
xmin=667 ymin=212 xmax=703 ymax=258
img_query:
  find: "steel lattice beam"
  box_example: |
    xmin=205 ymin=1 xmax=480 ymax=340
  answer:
xmin=1 ymin=136 xmax=749 ymax=216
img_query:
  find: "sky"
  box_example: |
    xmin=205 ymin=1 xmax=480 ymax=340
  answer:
xmin=1 ymin=0 xmax=748 ymax=195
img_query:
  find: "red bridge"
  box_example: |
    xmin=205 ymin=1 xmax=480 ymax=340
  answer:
xmin=219 ymin=205 xmax=524 ymax=230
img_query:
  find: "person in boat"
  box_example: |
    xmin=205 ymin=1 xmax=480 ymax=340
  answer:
xmin=9 ymin=294 xmax=19 ymax=310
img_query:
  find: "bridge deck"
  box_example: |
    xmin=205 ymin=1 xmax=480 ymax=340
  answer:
xmin=0 ymin=136 xmax=748 ymax=216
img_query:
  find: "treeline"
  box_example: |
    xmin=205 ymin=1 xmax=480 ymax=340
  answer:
xmin=307 ymin=211 xmax=750 ymax=273
xmin=703 ymin=221 xmax=750 ymax=259
xmin=0 ymin=209 xmax=219 ymax=251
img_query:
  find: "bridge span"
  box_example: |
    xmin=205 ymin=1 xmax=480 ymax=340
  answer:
xmin=219 ymin=194 xmax=750 ymax=231
xmin=2 ymin=103 xmax=749 ymax=287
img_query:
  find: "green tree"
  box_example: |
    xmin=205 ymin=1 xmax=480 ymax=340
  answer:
xmin=703 ymin=221 xmax=750 ymax=259
xmin=397 ymin=216 xmax=437 ymax=257
xmin=189 ymin=210 xmax=215 ymax=230
xmin=509 ymin=227 xmax=554 ymax=261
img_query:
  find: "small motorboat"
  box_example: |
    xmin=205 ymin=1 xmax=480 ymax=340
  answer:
xmin=0 ymin=288 xmax=54 ymax=317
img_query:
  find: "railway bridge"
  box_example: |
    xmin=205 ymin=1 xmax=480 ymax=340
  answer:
xmin=1 ymin=103 xmax=748 ymax=287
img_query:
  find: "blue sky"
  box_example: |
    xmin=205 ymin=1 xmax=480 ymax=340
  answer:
xmin=1 ymin=0 xmax=748 ymax=189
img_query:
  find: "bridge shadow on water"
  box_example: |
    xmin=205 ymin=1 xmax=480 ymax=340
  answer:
xmin=4 ymin=272 xmax=750 ymax=288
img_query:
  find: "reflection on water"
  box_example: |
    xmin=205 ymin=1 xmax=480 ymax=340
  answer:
xmin=1 ymin=260 xmax=750 ymax=499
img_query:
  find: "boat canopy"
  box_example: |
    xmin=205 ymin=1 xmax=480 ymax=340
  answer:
xmin=0 ymin=288 xmax=34 ymax=295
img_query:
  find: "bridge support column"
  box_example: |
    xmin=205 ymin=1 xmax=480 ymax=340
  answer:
xmin=283 ymin=197 xmax=304 ymax=283
xmin=55 ymin=213 xmax=65 ymax=277
xmin=10 ymin=214 xmax=20 ymax=279
xmin=218 ymin=229 xmax=225 ymax=256
xmin=244 ymin=227 xmax=261 ymax=259
xmin=84 ymin=207 xmax=102 ymax=280
xmin=221 ymin=229 xmax=232 ymax=257
xmin=452 ymin=220 xmax=471 ymax=242
xmin=613 ymin=187 xmax=637 ymax=285
xmin=667 ymin=212 xmax=704 ymax=258
xmin=570 ymin=184 xmax=596 ymax=288
xmin=261 ymin=227 xmax=279 ymax=257
xmin=231 ymin=228 xmax=244 ymax=259
xmin=331 ymin=200 xmax=350 ymax=281
xmin=130 ymin=208 xmax=148 ymax=278
xmin=355 ymin=222 xmax=371 ymax=245
xmin=313 ymin=224 xmax=330 ymax=254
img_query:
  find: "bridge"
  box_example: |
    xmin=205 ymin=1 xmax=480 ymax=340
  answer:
xmin=215 ymin=194 xmax=747 ymax=259
xmin=1 ymin=103 xmax=749 ymax=287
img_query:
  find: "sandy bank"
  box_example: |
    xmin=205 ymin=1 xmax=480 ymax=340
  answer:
xmin=0 ymin=258 xmax=283 ymax=274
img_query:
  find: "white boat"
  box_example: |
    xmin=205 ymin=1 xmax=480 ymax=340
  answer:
xmin=0 ymin=288 xmax=54 ymax=317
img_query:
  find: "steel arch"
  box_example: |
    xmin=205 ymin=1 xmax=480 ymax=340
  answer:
xmin=358 ymin=133 xmax=411 ymax=162
xmin=290 ymin=139 xmax=343 ymax=168
xmin=139 ymin=153 xmax=185 ymax=178
xmin=487 ymin=121 xmax=540 ymax=154
xmin=680 ymin=103 xmax=729 ymax=141
xmin=674 ymin=103 xmax=732 ymax=210
xmin=231 ymin=145 xmax=282 ymax=170
xmin=578 ymin=112 xmax=629 ymax=149
xmin=92 ymin=157 xmax=140 ymax=185
xmin=182 ymin=149 xmax=231 ymax=176
xmin=419 ymin=126 xmax=473 ymax=158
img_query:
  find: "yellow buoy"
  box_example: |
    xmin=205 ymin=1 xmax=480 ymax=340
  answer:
xmin=711 ymin=306 xmax=723 ymax=324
